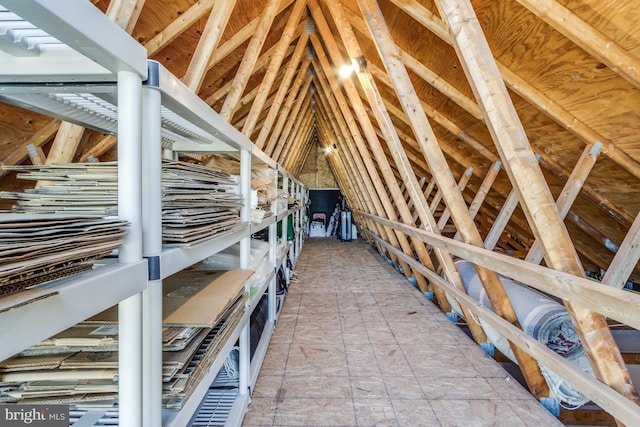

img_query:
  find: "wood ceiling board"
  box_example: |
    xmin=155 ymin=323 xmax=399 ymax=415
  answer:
xmin=473 ymin=0 xmax=640 ymax=156
xmin=134 ymin=0 xmax=198 ymax=43
xmin=389 ymin=2 xmax=475 ymax=101
xmin=557 ymin=0 xmax=640 ymax=57
xmin=222 ymin=0 xmax=269 ymax=37
xmin=584 ymin=156 xmax=640 ymax=218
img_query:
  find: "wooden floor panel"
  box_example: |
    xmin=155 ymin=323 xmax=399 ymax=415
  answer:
xmin=243 ymin=237 xmax=563 ymax=427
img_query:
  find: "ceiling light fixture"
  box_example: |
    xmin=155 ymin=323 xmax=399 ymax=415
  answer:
xmin=339 ymin=55 xmax=366 ymax=78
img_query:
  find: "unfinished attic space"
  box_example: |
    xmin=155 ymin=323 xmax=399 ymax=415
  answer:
xmin=0 ymin=0 xmax=640 ymax=426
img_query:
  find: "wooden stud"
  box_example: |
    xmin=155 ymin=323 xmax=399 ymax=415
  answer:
xmin=602 ymin=212 xmax=640 ymax=290
xmin=80 ymin=135 xmax=117 ymax=163
xmin=242 ymin=0 xmax=307 ymax=137
xmin=526 ymin=142 xmax=603 ymax=264
xmin=182 ymin=0 xmax=237 ymax=92
xmin=0 ymin=119 xmax=59 ymax=177
xmin=144 ymin=0 xmax=216 ymax=56
xmin=483 ymin=189 xmax=519 ymax=251
xmin=313 ymin=65 xmax=405 ymax=264
xmin=356 ymin=0 xmax=546 ymax=396
xmin=255 ymin=33 xmax=309 ymax=149
xmin=262 ymin=61 xmax=311 ymax=155
xmin=309 ymin=31 xmax=423 ymax=286
xmin=218 ymin=0 xmax=280 ymax=121
xmin=454 ymin=161 xmax=502 ymax=241
xmin=26 ymin=143 xmax=46 ymax=166
xmin=516 ymin=0 xmax=640 ymax=90
xmin=437 ymin=167 xmax=473 ymax=231
xmin=389 ymin=0 xmax=640 ymax=182
xmin=436 ymin=0 xmax=639 ymax=408
xmin=44 ymin=122 xmax=85 ymax=165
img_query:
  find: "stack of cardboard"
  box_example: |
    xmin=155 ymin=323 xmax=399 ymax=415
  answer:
xmin=0 ymin=160 xmax=244 ymax=246
xmin=0 ymin=215 xmax=128 ymax=310
xmin=0 ymin=269 xmax=251 ymax=411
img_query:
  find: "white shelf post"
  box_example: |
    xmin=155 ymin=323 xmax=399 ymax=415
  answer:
xmin=268 ymin=167 xmax=278 ymax=323
xmin=117 ymin=70 xmax=144 ymax=427
xmin=141 ymin=65 xmax=163 ymax=427
xmin=239 ymin=148 xmax=252 ymax=397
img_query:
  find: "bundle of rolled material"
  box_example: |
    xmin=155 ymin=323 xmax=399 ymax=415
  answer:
xmin=447 ymin=259 xmax=593 ymax=407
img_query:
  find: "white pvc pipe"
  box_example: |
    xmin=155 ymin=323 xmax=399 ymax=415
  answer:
xmin=141 ymin=82 xmax=162 ymax=427
xmin=117 ymin=70 xmax=143 ymax=427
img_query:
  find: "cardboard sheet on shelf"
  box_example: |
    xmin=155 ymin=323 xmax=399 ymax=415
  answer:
xmin=0 ymin=354 xmax=69 ymax=372
xmin=0 ymin=287 xmax=59 ymax=313
xmin=85 ymin=269 xmax=251 ymax=328
xmin=163 ymin=269 xmax=251 ymax=327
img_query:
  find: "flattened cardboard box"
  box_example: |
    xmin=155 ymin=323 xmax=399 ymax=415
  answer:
xmin=87 ymin=269 xmax=251 ymax=328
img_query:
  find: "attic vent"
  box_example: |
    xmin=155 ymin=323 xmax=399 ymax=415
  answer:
xmin=304 ymin=18 xmax=315 ymax=35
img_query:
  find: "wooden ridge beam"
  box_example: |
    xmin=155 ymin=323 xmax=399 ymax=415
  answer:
xmin=435 ymin=0 xmax=639 ymax=411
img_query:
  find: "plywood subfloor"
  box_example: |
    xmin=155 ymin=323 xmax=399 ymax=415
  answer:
xmin=243 ymin=238 xmax=563 ymax=427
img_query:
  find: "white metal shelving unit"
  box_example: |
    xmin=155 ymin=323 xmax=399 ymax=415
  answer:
xmin=0 ymin=2 xmax=149 ymax=427
xmin=0 ymin=2 xmax=307 ymax=426
xmin=145 ymin=61 xmax=254 ymax=427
